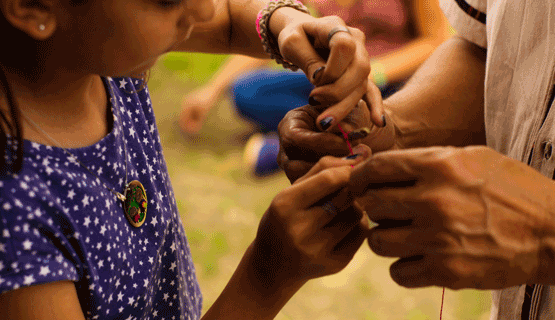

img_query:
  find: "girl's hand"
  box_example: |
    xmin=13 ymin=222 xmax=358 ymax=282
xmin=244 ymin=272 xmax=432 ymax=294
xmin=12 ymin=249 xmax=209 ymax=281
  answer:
xmin=251 ymin=144 xmax=372 ymax=287
xmin=269 ymin=9 xmax=385 ymax=130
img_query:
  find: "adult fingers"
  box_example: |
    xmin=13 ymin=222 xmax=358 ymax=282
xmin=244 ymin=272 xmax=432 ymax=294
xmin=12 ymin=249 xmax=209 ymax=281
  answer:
xmin=278 ymin=108 xmax=352 ymax=161
xmin=389 ymin=255 xmax=508 ymax=289
xmin=368 ymin=227 xmax=446 ymax=258
xmin=348 ymin=150 xmax=427 ymax=197
xmin=277 ymin=149 xmax=315 ymax=184
xmin=353 ymin=194 xmax=418 ymax=223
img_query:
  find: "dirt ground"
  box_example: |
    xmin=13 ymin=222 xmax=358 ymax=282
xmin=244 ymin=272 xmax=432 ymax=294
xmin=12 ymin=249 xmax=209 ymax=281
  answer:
xmin=148 ymin=53 xmax=491 ymax=320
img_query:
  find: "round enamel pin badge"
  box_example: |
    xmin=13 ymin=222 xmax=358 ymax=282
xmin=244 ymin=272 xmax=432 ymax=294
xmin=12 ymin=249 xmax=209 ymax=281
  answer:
xmin=123 ymin=180 xmax=147 ymax=228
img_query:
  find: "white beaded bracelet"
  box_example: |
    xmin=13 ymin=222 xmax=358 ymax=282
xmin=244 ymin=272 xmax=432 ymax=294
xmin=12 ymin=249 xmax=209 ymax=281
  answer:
xmin=256 ymin=0 xmax=310 ymax=71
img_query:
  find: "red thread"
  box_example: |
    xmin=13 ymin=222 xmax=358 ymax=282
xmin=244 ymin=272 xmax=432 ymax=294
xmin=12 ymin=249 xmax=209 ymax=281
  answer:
xmin=338 ymin=122 xmax=446 ymax=319
xmin=337 ymin=123 xmax=355 ymax=168
xmin=337 ymin=123 xmax=354 ymax=155
xmin=440 ymin=287 xmax=445 ymax=319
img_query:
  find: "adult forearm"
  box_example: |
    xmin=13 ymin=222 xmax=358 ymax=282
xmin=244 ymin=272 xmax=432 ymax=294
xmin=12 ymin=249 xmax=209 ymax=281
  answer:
xmin=383 ymin=36 xmax=487 ymax=149
xmin=372 ymin=36 xmax=448 ymax=85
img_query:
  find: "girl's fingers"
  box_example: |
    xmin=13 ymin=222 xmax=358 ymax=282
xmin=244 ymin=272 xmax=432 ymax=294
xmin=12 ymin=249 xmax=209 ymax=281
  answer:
xmin=294 ymin=145 xmax=371 ymax=185
xmin=313 ymin=81 xmax=369 ymax=131
xmin=331 ymin=216 xmax=370 ymax=262
xmin=277 ymin=24 xmax=328 ymax=86
xmin=361 ymin=82 xmax=386 ymax=127
xmin=316 ymin=27 xmax=356 ymax=84
xmin=285 ymin=165 xmax=351 ymax=209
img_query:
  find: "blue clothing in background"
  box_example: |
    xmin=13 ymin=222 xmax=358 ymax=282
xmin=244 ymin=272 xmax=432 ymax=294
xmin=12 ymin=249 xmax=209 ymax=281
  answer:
xmin=0 ymin=77 xmax=202 ymax=320
xmin=231 ymin=69 xmax=403 ymax=132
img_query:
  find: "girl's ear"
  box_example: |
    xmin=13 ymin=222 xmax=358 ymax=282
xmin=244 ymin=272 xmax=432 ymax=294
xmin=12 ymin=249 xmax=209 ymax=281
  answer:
xmin=1 ymin=0 xmax=57 ymax=40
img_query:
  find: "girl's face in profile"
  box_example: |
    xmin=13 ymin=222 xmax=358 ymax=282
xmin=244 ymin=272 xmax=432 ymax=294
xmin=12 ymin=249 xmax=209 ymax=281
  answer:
xmin=55 ymin=0 xmax=215 ymax=76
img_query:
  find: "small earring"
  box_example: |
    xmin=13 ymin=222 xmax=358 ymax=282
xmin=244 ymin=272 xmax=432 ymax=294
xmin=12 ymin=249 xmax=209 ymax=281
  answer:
xmin=38 ymin=24 xmax=46 ymax=31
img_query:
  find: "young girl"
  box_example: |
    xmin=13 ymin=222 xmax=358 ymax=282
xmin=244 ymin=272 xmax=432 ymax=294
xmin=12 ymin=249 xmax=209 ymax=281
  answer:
xmin=0 ymin=0 xmax=379 ymax=319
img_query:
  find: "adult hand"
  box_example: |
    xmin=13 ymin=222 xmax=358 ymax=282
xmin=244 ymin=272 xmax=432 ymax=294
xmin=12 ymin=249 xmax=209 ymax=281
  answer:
xmin=278 ymin=99 xmax=395 ymax=183
xmin=251 ymin=145 xmax=372 ymax=286
xmin=349 ymin=145 xmax=555 ymax=289
xmin=269 ymin=9 xmax=385 ymax=129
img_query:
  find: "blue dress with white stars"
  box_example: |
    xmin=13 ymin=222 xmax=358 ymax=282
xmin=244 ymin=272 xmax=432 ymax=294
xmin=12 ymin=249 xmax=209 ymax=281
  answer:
xmin=0 ymin=77 xmax=202 ymax=320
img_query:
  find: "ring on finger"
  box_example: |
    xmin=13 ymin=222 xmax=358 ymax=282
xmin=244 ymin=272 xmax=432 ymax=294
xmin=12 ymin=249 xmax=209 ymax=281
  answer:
xmin=327 ymin=26 xmax=352 ymax=44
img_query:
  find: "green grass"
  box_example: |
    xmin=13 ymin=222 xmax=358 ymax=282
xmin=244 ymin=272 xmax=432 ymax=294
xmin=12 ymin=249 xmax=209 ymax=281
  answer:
xmin=149 ymin=52 xmax=492 ymax=320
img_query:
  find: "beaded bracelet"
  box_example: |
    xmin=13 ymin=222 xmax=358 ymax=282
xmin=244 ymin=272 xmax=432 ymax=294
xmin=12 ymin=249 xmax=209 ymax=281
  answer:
xmin=256 ymin=0 xmax=310 ymax=71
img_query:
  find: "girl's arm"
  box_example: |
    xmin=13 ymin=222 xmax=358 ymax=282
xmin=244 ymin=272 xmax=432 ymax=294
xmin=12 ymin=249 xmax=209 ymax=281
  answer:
xmin=177 ymin=0 xmax=296 ymax=57
xmin=0 ymin=280 xmax=86 ymax=320
xmin=371 ymin=0 xmax=453 ymax=85
xmin=202 ymin=147 xmax=372 ymax=319
xmin=177 ymin=0 xmax=384 ymax=129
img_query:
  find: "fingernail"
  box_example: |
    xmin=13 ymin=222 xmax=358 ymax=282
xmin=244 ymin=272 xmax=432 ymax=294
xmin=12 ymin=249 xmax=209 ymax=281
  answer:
xmin=351 ymin=144 xmax=369 ymax=157
xmin=319 ymin=117 xmax=334 ymax=131
xmin=347 ymin=127 xmax=370 ymax=140
xmin=308 ymin=96 xmax=321 ymax=106
xmin=313 ymin=66 xmax=325 ymax=82
xmin=344 ymin=153 xmax=361 ymax=160
xmin=382 ymin=114 xmax=387 ymax=127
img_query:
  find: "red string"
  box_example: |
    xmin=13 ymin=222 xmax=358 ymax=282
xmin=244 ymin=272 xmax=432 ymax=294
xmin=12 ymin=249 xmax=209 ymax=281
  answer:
xmin=337 ymin=122 xmax=446 ymax=320
xmin=337 ymin=123 xmax=355 ymax=168
xmin=440 ymin=287 xmax=445 ymax=319
xmin=337 ymin=123 xmax=354 ymax=155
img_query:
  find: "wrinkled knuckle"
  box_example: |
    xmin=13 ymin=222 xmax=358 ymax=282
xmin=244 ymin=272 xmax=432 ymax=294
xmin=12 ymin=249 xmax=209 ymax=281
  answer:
xmin=368 ymin=233 xmax=385 ymax=255
xmin=279 ymin=32 xmax=303 ymax=56
xmin=421 ymin=191 xmax=447 ymax=212
xmin=360 ymin=62 xmax=371 ymax=78
xmin=323 ymin=88 xmax=342 ymax=102
xmin=270 ymin=193 xmax=291 ymax=215
xmin=334 ymin=36 xmax=357 ymax=53
xmin=323 ymin=167 xmax=350 ymax=186
xmin=428 ymin=156 xmax=457 ymax=177
xmin=300 ymin=246 xmax=321 ymax=262
xmin=318 ymin=155 xmax=336 ymax=168
xmin=324 ymin=15 xmax=345 ymax=26
xmin=446 ymin=257 xmax=473 ymax=280
xmin=351 ymin=27 xmax=365 ymax=42
xmin=319 ymin=169 xmax=340 ymax=186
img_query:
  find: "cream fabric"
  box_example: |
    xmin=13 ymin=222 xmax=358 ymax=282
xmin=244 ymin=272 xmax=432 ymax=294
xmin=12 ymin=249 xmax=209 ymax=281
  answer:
xmin=440 ymin=0 xmax=555 ymax=319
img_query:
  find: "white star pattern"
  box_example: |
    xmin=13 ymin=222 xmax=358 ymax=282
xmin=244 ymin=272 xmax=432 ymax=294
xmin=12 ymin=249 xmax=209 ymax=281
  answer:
xmin=23 ymin=275 xmax=35 ymax=285
xmin=39 ymin=266 xmax=50 ymax=276
xmin=0 ymin=77 xmax=202 ymax=320
xmin=22 ymin=239 xmax=33 ymax=250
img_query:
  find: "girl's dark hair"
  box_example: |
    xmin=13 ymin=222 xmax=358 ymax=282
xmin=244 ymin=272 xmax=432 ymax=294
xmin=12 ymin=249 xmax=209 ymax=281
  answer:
xmin=0 ymin=66 xmax=24 ymax=176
